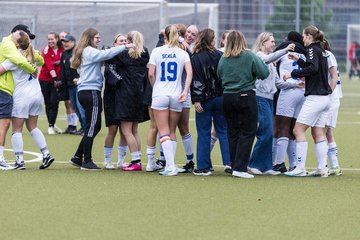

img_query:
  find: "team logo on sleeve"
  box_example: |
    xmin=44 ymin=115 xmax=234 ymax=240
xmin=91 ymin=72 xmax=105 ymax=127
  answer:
xmin=309 ymin=48 xmax=313 ymax=60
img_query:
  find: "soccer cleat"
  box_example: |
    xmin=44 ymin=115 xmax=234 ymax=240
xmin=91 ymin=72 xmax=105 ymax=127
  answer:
xmin=247 ymin=167 xmax=263 ymax=175
xmin=64 ymin=126 xmax=77 ymax=134
xmin=103 ymin=161 xmax=115 ymax=170
xmin=308 ymin=169 xmax=329 ymax=178
xmin=14 ymin=161 xmax=26 ymax=170
xmin=159 ymin=167 xmax=178 ymax=176
xmin=80 ymin=161 xmax=101 ymax=171
xmin=224 ymin=165 xmax=232 ymax=174
xmin=40 ymin=154 xmax=55 ymax=169
xmin=177 ymin=161 xmax=194 ymax=173
xmin=193 ymin=169 xmax=212 ymax=176
xmin=272 ymin=162 xmax=288 ymax=173
xmin=69 ymin=156 xmax=82 ymax=168
xmin=263 ymin=169 xmax=281 ymax=176
xmin=328 ymin=167 xmax=342 ymax=176
xmin=122 ymin=162 xmax=142 ymax=171
xmin=0 ymin=158 xmax=14 ymax=170
xmin=284 ymin=167 xmax=307 ymax=177
xmin=232 ymin=171 xmax=254 ymax=179
xmin=146 ymin=162 xmax=163 ymax=172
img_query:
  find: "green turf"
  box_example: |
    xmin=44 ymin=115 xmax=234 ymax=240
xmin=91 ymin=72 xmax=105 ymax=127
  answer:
xmin=1 ymin=74 xmax=360 ymax=240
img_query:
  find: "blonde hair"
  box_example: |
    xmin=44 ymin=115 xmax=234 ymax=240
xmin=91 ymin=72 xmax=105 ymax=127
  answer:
xmin=252 ymin=32 xmax=273 ymax=53
xmin=22 ymin=43 xmax=37 ymax=64
xmin=224 ymin=30 xmax=248 ymax=57
xmin=127 ymin=31 xmax=144 ymax=59
xmin=164 ymin=24 xmax=179 ymax=47
xmin=71 ymin=28 xmax=99 ymax=69
xmin=113 ymin=33 xmax=126 ymax=46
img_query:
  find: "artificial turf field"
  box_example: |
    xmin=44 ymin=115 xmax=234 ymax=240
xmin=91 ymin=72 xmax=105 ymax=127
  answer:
xmin=1 ymin=74 xmax=360 ymax=240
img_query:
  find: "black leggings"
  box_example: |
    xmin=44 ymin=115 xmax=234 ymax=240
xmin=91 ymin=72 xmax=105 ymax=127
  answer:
xmin=40 ymin=81 xmax=59 ymax=126
xmin=74 ymin=90 xmax=102 ymax=163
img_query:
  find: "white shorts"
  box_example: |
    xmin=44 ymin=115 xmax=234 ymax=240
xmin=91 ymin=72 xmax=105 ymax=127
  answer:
xmin=151 ymin=95 xmax=183 ymax=112
xmin=182 ymin=92 xmax=191 ymax=109
xmin=325 ymin=98 xmax=340 ymax=128
xmin=12 ymin=94 xmax=43 ymax=119
xmin=296 ymin=95 xmax=331 ymax=128
xmin=276 ymin=88 xmax=305 ymax=118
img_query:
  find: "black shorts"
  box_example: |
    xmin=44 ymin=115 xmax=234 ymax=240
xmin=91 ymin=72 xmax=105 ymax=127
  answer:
xmin=0 ymin=90 xmax=13 ymax=119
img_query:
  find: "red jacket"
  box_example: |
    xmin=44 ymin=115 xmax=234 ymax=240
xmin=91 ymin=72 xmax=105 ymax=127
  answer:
xmin=39 ymin=46 xmax=64 ymax=82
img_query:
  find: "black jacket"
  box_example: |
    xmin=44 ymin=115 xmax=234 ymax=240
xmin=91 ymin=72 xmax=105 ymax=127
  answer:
xmin=60 ymin=48 xmax=79 ymax=88
xmin=291 ymin=42 xmax=332 ymax=96
xmin=190 ymin=49 xmax=223 ymax=103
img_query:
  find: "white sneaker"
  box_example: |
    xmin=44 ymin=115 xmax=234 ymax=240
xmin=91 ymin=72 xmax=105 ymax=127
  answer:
xmin=159 ymin=167 xmax=178 ymax=176
xmin=0 ymin=157 xmax=14 ymax=170
xmin=146 ymin=162 xmax=163 ymax=172
xmin=53 ymin=125 xmax=63 ymax=134
xmin=48 ymin=126 xmax=56 ymax=135
xmin=263 ymin=169 xmax=281 ymax=176
xmin=232 ymin=171 xmax=254 ymax=178
xmin=284 ymin=167 xmax=307 ymax=177
xmin=116 ymin=160 xmax=128 ymax=169
xmin=247 ymin=167 xmax=263 ymax=175
xmin=308 ymin=168 xmax=329 ymax=178
xmin=103 ymin=161 xmax=115 ymax=170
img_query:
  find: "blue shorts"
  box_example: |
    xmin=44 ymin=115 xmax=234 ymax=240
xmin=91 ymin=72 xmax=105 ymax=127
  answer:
xmin=0 ymin=90 xmax=13 ymax=119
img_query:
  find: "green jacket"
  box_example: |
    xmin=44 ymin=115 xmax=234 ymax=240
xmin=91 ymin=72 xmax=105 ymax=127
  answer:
xmin=217 ymin=50 xmax=269 ymax=94
xmin=0 ymin=35 xmax=37 ymax=95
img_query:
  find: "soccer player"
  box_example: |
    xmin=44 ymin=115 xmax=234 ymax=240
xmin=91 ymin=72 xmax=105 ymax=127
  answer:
xmin=0 ymin=25 xmax=37 ymax=170
xmin=148 ymin=24 xmax=193 ymax=176
xmin=0 ymin=32 xmax=55 ymax=170
xmin=283 ymin=25 xmax=332 ymax=177
xmin=272 ymin=31 xmax=307 ymax=173
xmin=322 ymin=39 xmax=343 ymax=176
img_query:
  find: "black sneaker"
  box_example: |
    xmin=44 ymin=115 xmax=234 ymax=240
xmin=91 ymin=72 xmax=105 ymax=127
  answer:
xmin=224 ymin=165 xmax=232 ymax=174
xmin=178 ymin=161 xmax=195 ymax=173
xmin=193 ymin=168 xmax=212 ymax=176
xmin=39 ymin=154 xmax=55 ymax=169
xmin=80 ymin=161 xmax=101 ymax=171
xmin=69 ymin=156 xmax=82 ymax=168
xmin=272 ymin=162 xmax=287 ymax=173
xmin=14 ymin=161 xmax=26 ymax=170
xmin=75 ymin=128 xmax=85 ymax=136
xmin=68 ymin=126 xmax=78 ymax=134
xmin=155 ymin=159 xmax=166 ymax=169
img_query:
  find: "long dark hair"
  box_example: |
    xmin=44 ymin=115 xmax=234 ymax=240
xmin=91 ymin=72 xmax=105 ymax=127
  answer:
xmin=192 ymin=28 xmax=216 ymax=54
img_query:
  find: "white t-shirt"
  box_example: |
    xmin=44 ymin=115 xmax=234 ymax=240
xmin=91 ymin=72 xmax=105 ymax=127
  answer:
xmin=279 ymin=52 xmax=306 ymax=85
xmin=326 ymin=50 xmax=342 ymax=99
xmin=148 ymin=45 xmax=190 ymax=97
xmin=1 ymin=59 xmax=42 ymax=100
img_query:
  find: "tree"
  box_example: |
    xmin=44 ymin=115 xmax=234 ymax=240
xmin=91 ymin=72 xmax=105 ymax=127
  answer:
xmin=265 ymin=0 xmax=333 ymax=41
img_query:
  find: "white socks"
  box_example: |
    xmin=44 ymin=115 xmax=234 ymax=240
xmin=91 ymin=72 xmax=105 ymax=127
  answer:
xmin=296 ymin=141 xmax=308 ymax=169
xmin=182 ymin=133 xmax=193 ymax=163
xmin=30 ymin=128 xmax=49 ymax=156
xmin=146 ymin=146 xmax=156 ymax=165
xmin=315 ymin=140 xmax=328 ymax=171
xmin=104 ymin=146 xmax=112 ymax=163
xmin=118 ymin=145 xmax=127 ymax=164
xmin=275 ymin=137 xmax=288 ymax=165
xmin=327 ymin=141 xmax=339 ymax=168
xmin=12 ymin=132 xmax=24 ymax=163
xmin=287 ymin=140 xmax=297 ymax=169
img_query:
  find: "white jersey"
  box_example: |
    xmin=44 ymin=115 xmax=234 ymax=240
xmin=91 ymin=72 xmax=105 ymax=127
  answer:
xmin=326 ymin=50 xmax=342 ymax=100
xmin=148 ymin=45 xmax=190 ymax=98
xmin=278 ymin=52 xmax=306 ymax=88
xmin=1 ymin=59 xmax=42 ymax=100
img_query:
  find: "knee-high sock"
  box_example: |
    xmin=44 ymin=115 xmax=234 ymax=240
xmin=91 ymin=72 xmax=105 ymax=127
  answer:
xmin=182 ymin=133 xmax=193 ymax=162
xmin=296 ymin=141 xmax=308 ymax=169
xmin=160 ymin=135 xmax=174 ymax=169
xmin=276 ymin=137 xmax=288 ymax=165
xmin=327 ymin=141 xmax=339 ymax=168
xmin=315 ymin=140 xmax=328 ymax=171
xmin=272 ymin=137 xmax=278 ymax=165
xmin=12 ymin=132 xmax=24 ymax=162
xmin=287 ymin=139 xmax=297 ymax=168
xmin=30 ymin=128 xmax=49 ymax=156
